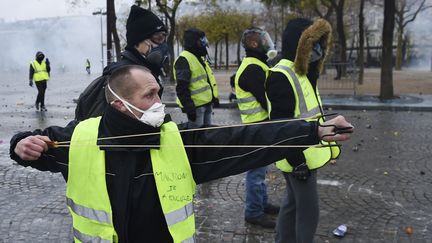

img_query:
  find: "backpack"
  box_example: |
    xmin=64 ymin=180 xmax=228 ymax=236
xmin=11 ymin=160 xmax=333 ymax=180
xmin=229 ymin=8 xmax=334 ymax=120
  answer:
xmin=74 ymin=74 xmax=109 ymax=121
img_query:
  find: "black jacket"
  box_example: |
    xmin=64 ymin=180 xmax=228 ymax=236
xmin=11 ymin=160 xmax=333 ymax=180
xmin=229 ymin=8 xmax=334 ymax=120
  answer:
xmin=236 ymin=50 xmax=269 ymax=112
xmin=175 ymin=50 xmax=215 ymax=113
xmin=10 ymin=106 xmax=319 ymax=243
xmin=103 ymin=47 xmax=164 ymax=96
xmin=74 ymin=48 xmax=164 ymax=121
xmin=266 ymin=18 xmax=330 ymax=168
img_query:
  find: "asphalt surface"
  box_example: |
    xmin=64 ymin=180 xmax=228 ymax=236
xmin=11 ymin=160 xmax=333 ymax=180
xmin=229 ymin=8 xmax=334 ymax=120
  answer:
xmin=1 ymin=72 xmax=431 ymax=242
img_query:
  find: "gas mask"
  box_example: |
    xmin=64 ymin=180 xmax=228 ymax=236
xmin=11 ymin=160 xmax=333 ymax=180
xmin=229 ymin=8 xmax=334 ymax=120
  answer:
xmin=260 ymin=31 xmax=277 ymax=60
xmin=107 ymin=84 xmax=166 ymax=127
xmin=142 ymin=41 xmax=169 ymax=68
xmin=310 ymin=42 xmax=323 ymax=63
xmin=242 ymin=28 xmax=277 ymax=60
xmin=197 ymin=36 xmax=209 ymax=56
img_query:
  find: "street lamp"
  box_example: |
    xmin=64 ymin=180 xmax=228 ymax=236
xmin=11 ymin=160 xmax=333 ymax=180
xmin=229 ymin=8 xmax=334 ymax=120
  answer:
xmin=92 ymin=9 xmax=107 ymax=72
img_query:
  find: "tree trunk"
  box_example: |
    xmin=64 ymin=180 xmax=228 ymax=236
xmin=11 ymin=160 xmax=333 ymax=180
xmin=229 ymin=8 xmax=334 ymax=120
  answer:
xmin=380 ymin=0 xmax=395 ymax=99
xmin=358 ymin=0 xmax=365 ymax=84
xmin=237 ymin=38 xmax=241 ymax=67
xmin=167 ymin=16 xmax=176 ymax=81
xmin=335 ymin=0 xmax=347 ymax=76
xmin=111 ymin=2 xmax=121 ymax=62
xmin=219 ymin=39 xmax=223 ymax=69
xmin=214 ymin=41 xmax=218 ymax=70
xmin=106 ymin=0 xmax=114 ymax=65
xmin=395 ymin=28 xmax=404 ymax=70
xmin=225 ymin=33 xmax=229 ymax=70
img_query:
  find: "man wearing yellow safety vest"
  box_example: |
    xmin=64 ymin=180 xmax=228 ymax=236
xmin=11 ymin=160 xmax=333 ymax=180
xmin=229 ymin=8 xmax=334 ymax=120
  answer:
xmin=235 ymin=27 xmax=280 ymax=228
xmin=174 ymin=28 xmax=219 ymax=128
xmin=266 ymin=18 xmax=338 ymax=243
xmin=29 ymin=51 xmax=50 ymax=111
xmin=11 ymin=65 xmax=353 ymax=243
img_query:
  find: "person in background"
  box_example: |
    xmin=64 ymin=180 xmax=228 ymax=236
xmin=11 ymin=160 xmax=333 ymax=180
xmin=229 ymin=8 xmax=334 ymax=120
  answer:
xmin=74 ymin=5 xmax=168 ymax=121
xmin=266 ymin=18 xmax=338 ymax=243
xmin=174 ymin=28 xmax=219 ymax=128
xmin=229 ymin=73 xmax=237 ymax=103
xmin=85 ymin=58 xmax=91 ymax=74
xmin=29 ymin=51 xmax=50 ymax=111
xmin=234 ymin=27 xmax=279 ymax=228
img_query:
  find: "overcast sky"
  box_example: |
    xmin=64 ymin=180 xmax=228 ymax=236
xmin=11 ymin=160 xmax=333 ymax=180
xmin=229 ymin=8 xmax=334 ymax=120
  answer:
xmin=0 ymin=0 xmax=113 ymax=22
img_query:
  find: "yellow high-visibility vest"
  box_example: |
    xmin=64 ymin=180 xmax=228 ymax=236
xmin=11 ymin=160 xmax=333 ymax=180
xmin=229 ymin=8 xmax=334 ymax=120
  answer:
xmin=269 ymin=59 xmax=340 ymax=172
xmin=67 ymin=117 xmax=196 ymax=242
xmin=234 ymin=57 xmax=269 ymax=123
xmin=30 ymin=60 xmax=49 ymax=82
xmin=174 ymin=50 xmax=219 ymax=108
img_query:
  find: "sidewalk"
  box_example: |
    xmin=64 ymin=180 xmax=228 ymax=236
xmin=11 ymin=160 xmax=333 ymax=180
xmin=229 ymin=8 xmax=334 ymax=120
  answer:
xmin=162 ymin=68 xmax=432 ymax=111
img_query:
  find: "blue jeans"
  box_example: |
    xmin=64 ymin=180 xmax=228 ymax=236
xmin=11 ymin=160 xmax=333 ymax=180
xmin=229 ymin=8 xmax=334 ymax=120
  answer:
xmin=187 ymin=104 xmax=212 ymax=128
xmin=245 ymin=166 xmax=268 ymax=218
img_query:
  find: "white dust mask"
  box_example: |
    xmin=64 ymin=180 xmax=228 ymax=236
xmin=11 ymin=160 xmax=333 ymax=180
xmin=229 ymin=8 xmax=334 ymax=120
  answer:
xmin=107 ymin=84 xmax=166 ymax=127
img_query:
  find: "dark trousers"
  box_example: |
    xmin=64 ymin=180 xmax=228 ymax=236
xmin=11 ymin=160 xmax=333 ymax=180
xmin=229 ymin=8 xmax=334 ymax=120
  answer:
xmin=275 ymin=170 xmax=319 ymax=243
xmin=35 ymin=80 xmax=47 ymax=107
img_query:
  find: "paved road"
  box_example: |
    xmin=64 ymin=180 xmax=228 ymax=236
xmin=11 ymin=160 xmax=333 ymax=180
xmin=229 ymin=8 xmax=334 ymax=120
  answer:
xmin=1 ymin=73 xmax=431 ymax=242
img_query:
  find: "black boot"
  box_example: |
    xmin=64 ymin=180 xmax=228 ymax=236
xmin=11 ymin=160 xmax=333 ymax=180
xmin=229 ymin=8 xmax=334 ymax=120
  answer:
xmin=264 ymin=203 xmax=280 ymax=215
xmin=245 ymin=214 xmax=276 ymax=228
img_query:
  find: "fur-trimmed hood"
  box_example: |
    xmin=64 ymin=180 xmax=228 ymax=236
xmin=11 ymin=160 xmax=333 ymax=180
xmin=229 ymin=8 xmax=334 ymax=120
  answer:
xmin=282 ymin=18 xmax=332 ymax=75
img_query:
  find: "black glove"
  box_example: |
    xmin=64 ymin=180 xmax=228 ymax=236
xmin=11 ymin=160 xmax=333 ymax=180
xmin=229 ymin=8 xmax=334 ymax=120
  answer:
xmin=187 ymin=111 xmax=196 ymax=122
xmin=29 ymin=80 xmax=33 ymax=87
xmin=291 ymin=163 xmax=311 ymax=182
xmin=213 ymin=98 xmax=220 ymax=108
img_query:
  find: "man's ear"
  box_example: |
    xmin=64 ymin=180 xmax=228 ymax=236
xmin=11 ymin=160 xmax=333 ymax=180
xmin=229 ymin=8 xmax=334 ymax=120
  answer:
xmin=111 ymin=100 xmax=128 ymax=113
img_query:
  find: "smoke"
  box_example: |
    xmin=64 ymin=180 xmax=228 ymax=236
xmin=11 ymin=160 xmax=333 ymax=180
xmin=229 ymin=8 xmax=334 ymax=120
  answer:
xmin=0 ymin=16 xmax=100 ymax=74
xmin=404 ymin=5 xmax=432 ymax=70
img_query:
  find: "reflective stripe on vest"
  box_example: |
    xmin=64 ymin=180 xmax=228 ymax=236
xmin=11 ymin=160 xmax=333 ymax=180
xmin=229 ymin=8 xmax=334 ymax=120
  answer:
xmin=31 ymin=60 xmax=49 ymax=82
xmin=190 ymin=85 xmax=211 ymax=95
xmin=74 ymin=228 xmax=111 ymax=243
xmin=174 ymin=51 xmax=218 ymax=108
xmin=66 ymin=197 xmax=111 ymax=224
xmin=68 ymin=117 xmax=196 ymax=243
xmin=190 ymin=74 xmax=207 ymax=83
xmin=270 ymin=60 xmax=340 ymax=172
xmin=240 ymin=106 xmax=266 ymax=115
xmin=272 ymin=64 xmax=321 ymax=118
xmin=165 ymin=202 xmax=194 ymax=226
xmin=234 ymin=57 xmax=269 ymax=123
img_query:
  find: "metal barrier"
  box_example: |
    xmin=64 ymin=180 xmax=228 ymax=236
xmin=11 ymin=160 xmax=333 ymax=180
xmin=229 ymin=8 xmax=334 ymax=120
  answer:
xmin=318 ymin=62 xmax=358 ymax=96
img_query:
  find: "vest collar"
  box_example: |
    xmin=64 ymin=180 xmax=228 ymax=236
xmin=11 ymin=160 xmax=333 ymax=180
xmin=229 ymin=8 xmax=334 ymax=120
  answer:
xmin=245 ymin=50 xmax=268 ymax=64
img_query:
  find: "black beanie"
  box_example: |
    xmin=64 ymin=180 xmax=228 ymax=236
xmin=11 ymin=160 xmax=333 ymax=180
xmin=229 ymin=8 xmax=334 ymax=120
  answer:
xmin=282 ymin=18 xmax=313 ymax=61
xmin=183 ymin=28 xmax=205 ymax=51
xmin=126 ymin=5 xmax=167 ymax=47
xmin=35 ymin=51 xmax=44 ymax=59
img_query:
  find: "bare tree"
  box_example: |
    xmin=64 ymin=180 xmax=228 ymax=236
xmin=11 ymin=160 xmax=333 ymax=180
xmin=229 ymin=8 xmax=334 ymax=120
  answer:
xmin=380 ymin=0 xmax=396 ymax=99
xmin=329 ymin=0 xmax=347 ymax=73
xmin=394 ymin=0 xmax=432 ymax=70
xmin=155 ymin=0 xmax=183 ymax=80
xmin=106 ymin=0 xmax=121 ymax=63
